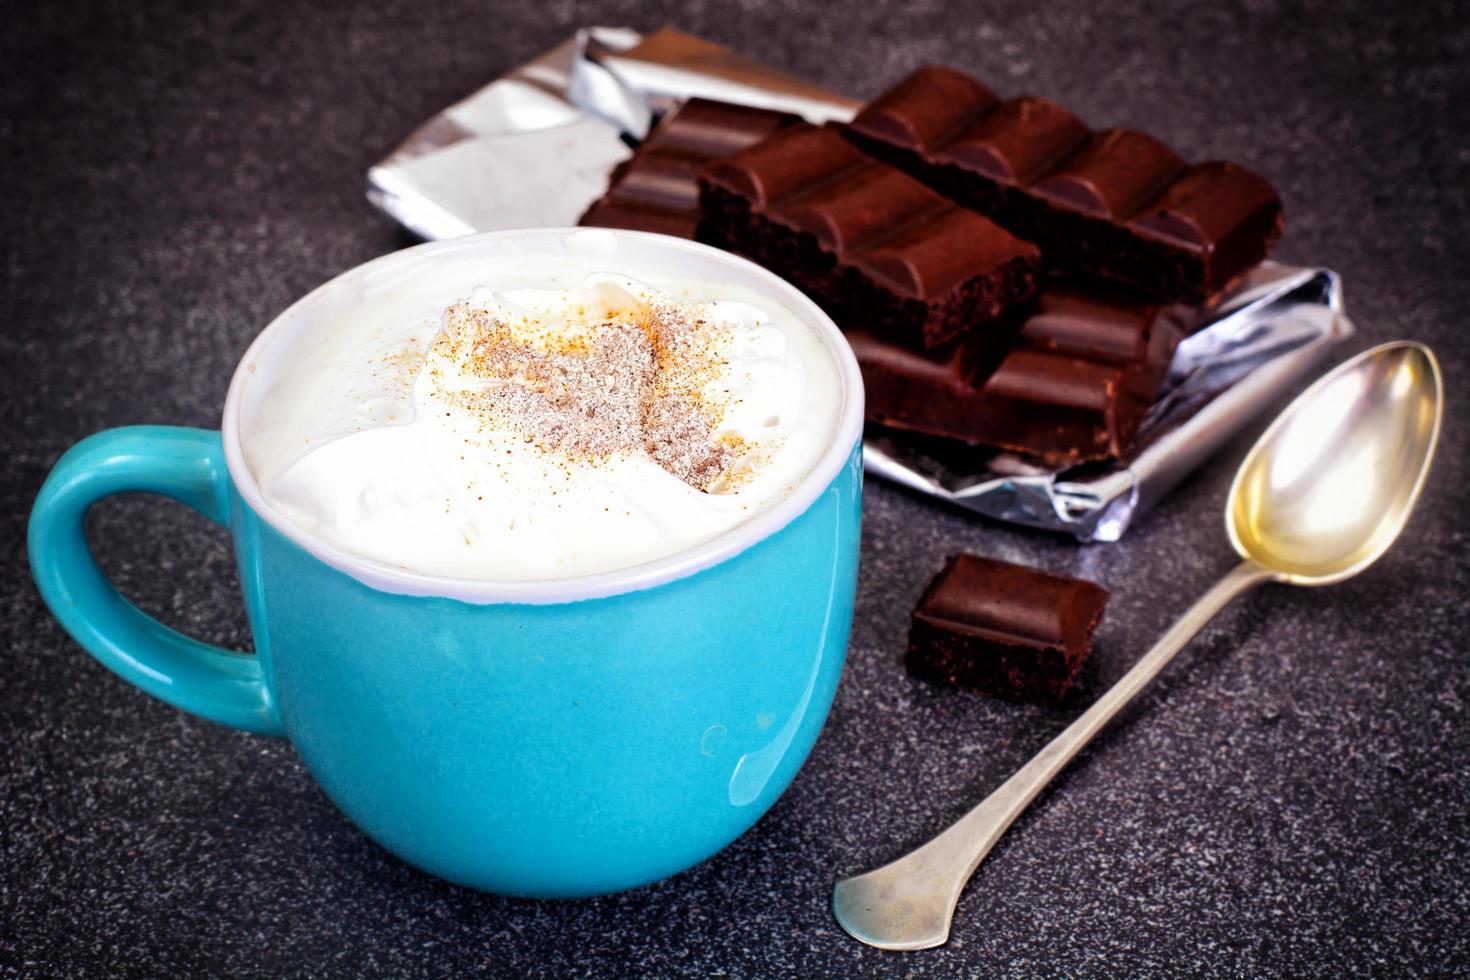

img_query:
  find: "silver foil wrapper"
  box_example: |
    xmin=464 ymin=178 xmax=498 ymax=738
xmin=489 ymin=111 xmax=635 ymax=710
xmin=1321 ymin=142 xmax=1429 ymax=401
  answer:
xmin=367 ymin=28 xmax=1355 ymax=540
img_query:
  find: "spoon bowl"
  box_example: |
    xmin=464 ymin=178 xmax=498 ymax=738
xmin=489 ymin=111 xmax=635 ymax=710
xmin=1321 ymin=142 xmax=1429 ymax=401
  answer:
xmin=833 ymin=340 xmax=1443 ymax=951
xmin=1228 ymin=342 xmax=1443 ymax=584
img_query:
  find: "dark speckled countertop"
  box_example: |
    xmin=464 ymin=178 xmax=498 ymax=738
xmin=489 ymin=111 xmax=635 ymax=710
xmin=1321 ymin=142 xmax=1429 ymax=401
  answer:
xmin=4 ymin=1 xmax=1467 ymax=975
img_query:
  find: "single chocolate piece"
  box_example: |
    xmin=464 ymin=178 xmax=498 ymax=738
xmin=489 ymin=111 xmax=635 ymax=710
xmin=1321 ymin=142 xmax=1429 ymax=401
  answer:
xmin=854 ymin=283 xmax=1186 ymax=461
xmin=907 ymin=554 xmax=1110 ymax=704
xmin=699 ymin=122 xmax=1041 ymax=351
xmin=945 ymin=97 xmax=1092 ymax=188
xmin=845 ymin=65 xmax=1284 ymax=303
xmin=579 ymin=98 xmax=799 ymax=239
xmin=1124 ymin=162 xmax=1285 ymax=300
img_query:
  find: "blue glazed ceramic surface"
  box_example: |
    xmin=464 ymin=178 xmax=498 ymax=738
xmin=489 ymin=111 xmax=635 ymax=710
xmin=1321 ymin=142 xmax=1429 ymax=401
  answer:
xmin=26 ymin=229 xmax=866 ymax=896
xmin=242 ymin=437 xmax=861 ymax=896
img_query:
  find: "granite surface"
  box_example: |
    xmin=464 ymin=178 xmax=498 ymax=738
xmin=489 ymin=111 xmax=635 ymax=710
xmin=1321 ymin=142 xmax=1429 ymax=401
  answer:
xmin=3 ymin=0 xmax=1468 ymax=975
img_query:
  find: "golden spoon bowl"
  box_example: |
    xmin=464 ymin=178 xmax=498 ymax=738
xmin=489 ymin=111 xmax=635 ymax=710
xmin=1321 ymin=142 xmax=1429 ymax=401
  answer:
xmin=1228 ymin=342 xmax=1443 ymax=584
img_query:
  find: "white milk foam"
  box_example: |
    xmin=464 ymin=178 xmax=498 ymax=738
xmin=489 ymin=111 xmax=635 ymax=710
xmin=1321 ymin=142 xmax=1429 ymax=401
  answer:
xmin=241 ymin=261 xmax=842 ymax=581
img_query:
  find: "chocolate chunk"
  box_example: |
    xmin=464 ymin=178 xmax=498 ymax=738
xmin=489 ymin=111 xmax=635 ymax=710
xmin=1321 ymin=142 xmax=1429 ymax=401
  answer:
xmin=846 ymin=64 xmax=1001 ymax=154
xmin=844 ymin=65 xmax=1284 ymax=303
xmin=907 ymin=554 xmax=1110 ymax=704
xmin=699 ymin=122 xmax=1041 ymax=351
xmin=1028 ymin=129 xmax=1186 ymax=219
xmin=942 ymin=97 xmax=1092 ymax=187
xmin=855 ymin=283 xmax=1186 ymax=461
xmin=579 ymin=98 xmax=800 ymax=239
xmin=1125 ymin=161 xmax=1285 ymax=298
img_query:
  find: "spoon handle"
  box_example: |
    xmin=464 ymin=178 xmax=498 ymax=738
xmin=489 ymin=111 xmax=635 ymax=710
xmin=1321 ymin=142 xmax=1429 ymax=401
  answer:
xmin=833 ymin=559 xmax=1276 ymax=951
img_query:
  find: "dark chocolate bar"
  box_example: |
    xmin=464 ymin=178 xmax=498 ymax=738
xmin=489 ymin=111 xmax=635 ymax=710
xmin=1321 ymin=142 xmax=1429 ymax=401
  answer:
xmin=853 ymin=283 xmax=1186 ymax=462
xmin=845 ymin=65 xmax=1283 ymax=303
xmin=907 ymin=553 xmax=1109 ymax=703
xmin=699 ymin=122 xmax=1041 ymax=351
xmin=579 ymin=98 xmax=799 ymax=239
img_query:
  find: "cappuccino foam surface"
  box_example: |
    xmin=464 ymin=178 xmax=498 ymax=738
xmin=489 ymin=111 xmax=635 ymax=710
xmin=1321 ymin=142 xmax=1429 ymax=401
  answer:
xmin=241 ymin=260 xmax=842 ymax=580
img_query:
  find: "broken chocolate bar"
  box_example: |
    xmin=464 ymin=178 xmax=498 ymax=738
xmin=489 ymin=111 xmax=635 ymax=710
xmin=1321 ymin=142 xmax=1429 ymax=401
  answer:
xmin=699 ymin=122 xmax=1041 ymax=351
xmin=853 ymin=283 xmax=1186 ymax=462
xmin=908 ymin=554 xmax=1109 ymax=703
xmin=579 ymin=98 xmax=800 ymax=239
xmin=844 ymin=65 xmax=1283 ymax=303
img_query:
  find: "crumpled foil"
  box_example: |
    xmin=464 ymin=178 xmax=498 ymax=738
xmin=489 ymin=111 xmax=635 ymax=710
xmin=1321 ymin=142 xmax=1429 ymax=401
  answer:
xmin=367 ymin=27 xmax=1355 ymax=540
xmin=367 ymin=27 xmax=857 ymax=240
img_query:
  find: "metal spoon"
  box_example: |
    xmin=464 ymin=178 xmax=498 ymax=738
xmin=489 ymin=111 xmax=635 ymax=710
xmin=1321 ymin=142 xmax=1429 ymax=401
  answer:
xmin=833 ymin=341 xmax=1443 ymax=951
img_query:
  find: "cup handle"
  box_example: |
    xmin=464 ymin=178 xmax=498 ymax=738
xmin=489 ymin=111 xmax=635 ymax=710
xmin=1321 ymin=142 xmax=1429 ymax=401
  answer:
xmin=27 ymin=425 xmax=286 ymax=736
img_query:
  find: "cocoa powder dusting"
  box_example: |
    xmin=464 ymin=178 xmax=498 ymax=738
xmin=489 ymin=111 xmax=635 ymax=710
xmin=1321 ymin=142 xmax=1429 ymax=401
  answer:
xmin=427 ymin=296 xmax=739 ymax=490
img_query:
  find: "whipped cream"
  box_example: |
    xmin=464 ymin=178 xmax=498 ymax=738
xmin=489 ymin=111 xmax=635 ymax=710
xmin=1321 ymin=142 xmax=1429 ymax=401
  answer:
xmin=242 ymin=268 xmax=840 ymax=580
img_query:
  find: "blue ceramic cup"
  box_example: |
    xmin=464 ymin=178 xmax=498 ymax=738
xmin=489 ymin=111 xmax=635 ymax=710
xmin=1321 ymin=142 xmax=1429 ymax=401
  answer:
xmin=28 ymin=229 xmax=865 ymax=897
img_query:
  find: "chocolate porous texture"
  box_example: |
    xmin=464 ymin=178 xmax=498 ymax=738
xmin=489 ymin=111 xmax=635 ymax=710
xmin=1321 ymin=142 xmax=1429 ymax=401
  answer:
xmin=699 ymin=122 xmax=1040 ymax=353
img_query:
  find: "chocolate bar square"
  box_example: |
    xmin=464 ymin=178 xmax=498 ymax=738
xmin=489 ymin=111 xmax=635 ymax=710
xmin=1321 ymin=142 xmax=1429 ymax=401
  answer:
xmin=579 ymin=98 xmax=800 ymax=239
xmin=699 ymin=122 xmax=1041 ymax=351
xmin=845 ymin=65 xmax=1284 ymax=303
xmin=854 ymin=282 xmax=1186 ymax=462
xmin=907 ymin=554 xmax=1110 ymax=703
